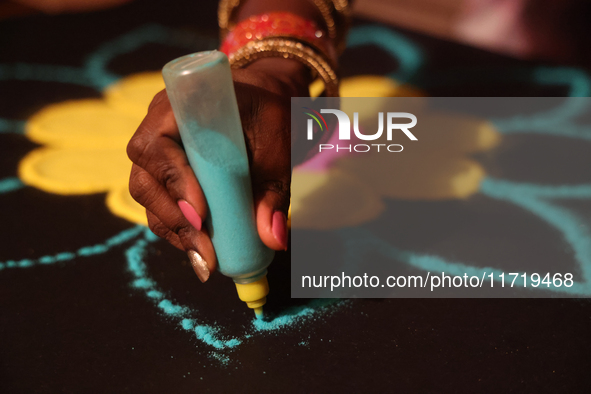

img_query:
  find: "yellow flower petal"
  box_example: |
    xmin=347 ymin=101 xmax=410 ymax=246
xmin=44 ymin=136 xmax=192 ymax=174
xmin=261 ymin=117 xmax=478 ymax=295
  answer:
xmin=105 ymin=71 xmax=165 ymax=118
xmin=291 ymin=169 xmax=384 ymax=229
xmin=19 ymin=147 xmax=130 ymax=194
xmin=413 ymin=113 xmax=501 ymax=154
xmin=19 ymin=72 xmax=167 ymax=226
xmin=340 ymin=75 xmax=424 ymax=98
xmin=26 ymin=99 xmax=140 ymax=148
xmin=309 ymin=75 xmax=424 ymax=98
xmin=340 ymin=154 xmax=486 ymax=200
xmin=106 ymin=186 xmax=149 ymax=226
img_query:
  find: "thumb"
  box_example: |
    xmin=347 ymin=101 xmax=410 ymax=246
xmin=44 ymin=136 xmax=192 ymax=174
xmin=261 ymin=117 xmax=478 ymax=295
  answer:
xmin=254 ymin=180 xmax=290 ymax=251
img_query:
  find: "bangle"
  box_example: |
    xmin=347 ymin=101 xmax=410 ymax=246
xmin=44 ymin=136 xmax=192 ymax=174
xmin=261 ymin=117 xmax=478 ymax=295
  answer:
xmin=220 ymin=12 xmax=337 ymax=70
xmin=227 ymin=37 xmax=339 ymax=97
xmin=308 ymin=0 xmax=350 ymax=53
xmin=218 ymin=0 xmax=350 ymax=52
xmin=218 ymin=0 xmax=240 ymax=34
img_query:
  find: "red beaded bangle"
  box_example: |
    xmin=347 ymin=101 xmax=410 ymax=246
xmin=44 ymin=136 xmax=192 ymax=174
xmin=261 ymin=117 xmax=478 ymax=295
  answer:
xmin=220 ymin=12 xmax=337 ymax=69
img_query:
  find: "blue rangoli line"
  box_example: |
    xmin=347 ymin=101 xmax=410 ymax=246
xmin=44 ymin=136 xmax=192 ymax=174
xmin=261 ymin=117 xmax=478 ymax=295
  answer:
xmin=124 ymin=228 xmax=345 ymax=358
xmin=0 ymin=119 xmax=25 ymax=134
xmin=481 ymin=178 xmax=591 ymax=286
xmin=0 ymin=177 xmax=24 ymax=194
xmin=0 ymin=225 xmax=144 ymax=271
xmin=84 ymin=24 xmax=218 ymax=89
xmin=3 ymin=23 xmax=591 ymax=364
xmin=347 ymin=25 xmax=424 ymax=83
xmin=533 ymin=66 xmax=591 ymax=98
xmin=0 ymin=63 xmax=96 ymax=87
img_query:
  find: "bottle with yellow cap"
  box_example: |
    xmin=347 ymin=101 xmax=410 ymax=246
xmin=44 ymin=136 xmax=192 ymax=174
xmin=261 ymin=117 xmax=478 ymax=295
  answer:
xmin=162 ymin=50 xmax=275 ymax=318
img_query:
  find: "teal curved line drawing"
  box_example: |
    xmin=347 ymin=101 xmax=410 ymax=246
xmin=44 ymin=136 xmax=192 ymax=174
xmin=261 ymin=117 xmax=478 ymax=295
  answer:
xmin=492 ymin=98 xmax=591 ymax=140
xmin=0 ymin=177 xmax=24 ymax=194
xmin=84 ymin=24 xmax=217 ymax=89
xmin=347 ymin=25 xmax=424 ymax=83
xmin=0 ymin=223 xmax=344 ymax=361
xmin=533 ymin=66 xmax=591 ymax=98
xmin=481 ymin=178 xmax=591 ymax=289
xmin=339 ymin=173 xmax=591 ymax=296
xmin=0 ymin=225 xmax=144 ymax=270
xmin=0 ymin=119 xmax=25 ymax=134
xmin=422 ymin=66 xmax=591 ymax=98
xmin=0 ymin=25 xmax=345 ymax=363
xmin=3 ymin=23 xmax=591 ymax=364
xmin=0 ymin=64 xmax=98 ymax=134
xmin=0 ymin=64 xmax=95 ymax=87
xmin=125 ymin=228 xmax=342 ymax=361
xmin=0 ymin=24 xmax=216 ymax=134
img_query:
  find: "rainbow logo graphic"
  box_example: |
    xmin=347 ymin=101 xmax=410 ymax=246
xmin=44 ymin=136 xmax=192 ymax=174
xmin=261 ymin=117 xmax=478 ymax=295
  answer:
xmin=303 ymin=107 xmax=328 ymax=139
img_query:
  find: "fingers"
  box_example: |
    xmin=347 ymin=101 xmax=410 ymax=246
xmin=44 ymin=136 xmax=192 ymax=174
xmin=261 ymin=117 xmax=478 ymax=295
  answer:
xmin=127 ymin=92 xmax=206 ymax=220
xmin=130 ymin=165 xmax=218 ymax=278
xmin=145 ymin=210 xmax=183 ymax=250
xmin=127 ymin=90 xmax=216 ymax=280
xmin=230 ymin=79 xmax=292 ymax=252
xmin=254 ymin=178 xmax=291 ymax=252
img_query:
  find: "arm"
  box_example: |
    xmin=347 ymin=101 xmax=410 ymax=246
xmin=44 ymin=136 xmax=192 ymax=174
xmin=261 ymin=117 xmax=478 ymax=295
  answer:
xmin=127 ymin=0 xmax=345 ymax=281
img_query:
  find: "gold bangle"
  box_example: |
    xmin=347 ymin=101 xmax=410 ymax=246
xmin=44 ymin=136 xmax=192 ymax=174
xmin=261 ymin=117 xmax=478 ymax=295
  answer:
xmin=307 ymin=0 xmax=351 ymax=53
xmin=219 ymin=0 xmax=351 ymax=52
xmin=309 ymin=0 xmax=337 ymax=41
xmin=332 ymin=0 xmax=350 ymax=14
xmin=228 ymin=37 xmax=340 ymax=97
xmin=218 ymin=0 xmax=240 ymax=35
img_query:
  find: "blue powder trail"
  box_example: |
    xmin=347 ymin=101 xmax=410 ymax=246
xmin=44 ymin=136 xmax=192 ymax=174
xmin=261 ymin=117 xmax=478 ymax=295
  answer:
xmin=253 ymin=299 xmax=342 ymax=332
xmin=7 ymin=23 xmax=591 ymax=363
xmin=84 ymin=24 xmax=217 ymax=89
xmin=336 ymin=174 xmax=591 ymax=296
xmin=123 ymin=229 xmax=348 ymax=358
xmin=0 ymin=119 xmax=25 ymax=134
xmin=124 ymin=230 xmax=244 ymax=350
xmin=347 ymin=25 xmax=423 ymax=84
xmin=0 ymin=225 xmax=145 ymax=270
xmin=0 ymin=177 xmax=24 ymax=194
xmin=0 ymin=63 xmax=95 ymax=87
xmin=481 ymin=178 xmax=591 ymax=288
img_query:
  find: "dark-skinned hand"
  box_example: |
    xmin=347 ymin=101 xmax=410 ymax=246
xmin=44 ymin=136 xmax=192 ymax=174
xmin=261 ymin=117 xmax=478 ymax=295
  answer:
xmin=127 ymin=58 xmax=312 ymax=281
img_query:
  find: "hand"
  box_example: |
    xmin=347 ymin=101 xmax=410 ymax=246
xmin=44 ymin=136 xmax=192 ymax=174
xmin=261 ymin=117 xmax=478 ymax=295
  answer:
xmin=127 ymin=58 xmax=311 ymax=281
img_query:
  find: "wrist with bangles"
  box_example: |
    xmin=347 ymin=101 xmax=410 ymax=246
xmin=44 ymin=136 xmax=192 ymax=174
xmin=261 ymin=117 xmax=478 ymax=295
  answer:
xmin=218 ymin=1 xmax=350 ymax=97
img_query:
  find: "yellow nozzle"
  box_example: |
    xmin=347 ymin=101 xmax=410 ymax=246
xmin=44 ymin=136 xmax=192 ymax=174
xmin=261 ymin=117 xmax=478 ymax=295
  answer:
xmin=235 ymin=276 xmax=269 ymax=313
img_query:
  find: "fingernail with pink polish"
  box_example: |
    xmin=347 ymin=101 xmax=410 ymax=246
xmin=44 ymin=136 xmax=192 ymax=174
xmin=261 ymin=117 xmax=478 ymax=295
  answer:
xmin=178 ymin=200 xmax=202 ymax=231
xmin=272 ymin=211 xmax=288 ymax=251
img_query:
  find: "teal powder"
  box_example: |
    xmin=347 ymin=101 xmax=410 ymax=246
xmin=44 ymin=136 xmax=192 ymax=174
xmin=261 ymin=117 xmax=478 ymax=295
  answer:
xmin=348 ymin=25 xmax=423 ymax=84
xmin=5 ymin=24 xmax=591 ymax=363
xmin=209 ymin=352 xmax=230 ymax=365
xmin=1 ymin=225 xmax=144 ymax=271
xmin=77 ymin=244 xmax=109 ymax=255
xmin=181 ymin=319 xmax=195 ymax=330
xmin=133 ymin=278 xmax=155 ymax=289
xmin=194 ymin=325 xmax=241 ymax=349
xmin=253 ymin=299 xmax=341 ymax=332
xmin=336 ymin=175 xmax=591 ymax=296
xmin=0 ymin=177 xmax=24 ymax=193
xmin=17 ymin=259 xmax=33 ymax=268
xmin=158 ymin=300 xmax=186 ymax=315
xmin=0 ymin=119 xmax=25 ymax=134
xmin=147 ymin=290 xmax=164 ymax=299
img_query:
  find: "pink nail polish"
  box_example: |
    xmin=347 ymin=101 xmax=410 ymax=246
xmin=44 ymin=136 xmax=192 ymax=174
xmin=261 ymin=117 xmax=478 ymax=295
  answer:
xmin=272 ymin=211 xmax=288 ymax=251
xmin=178 ymin=200 xmax=202 ymax=231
